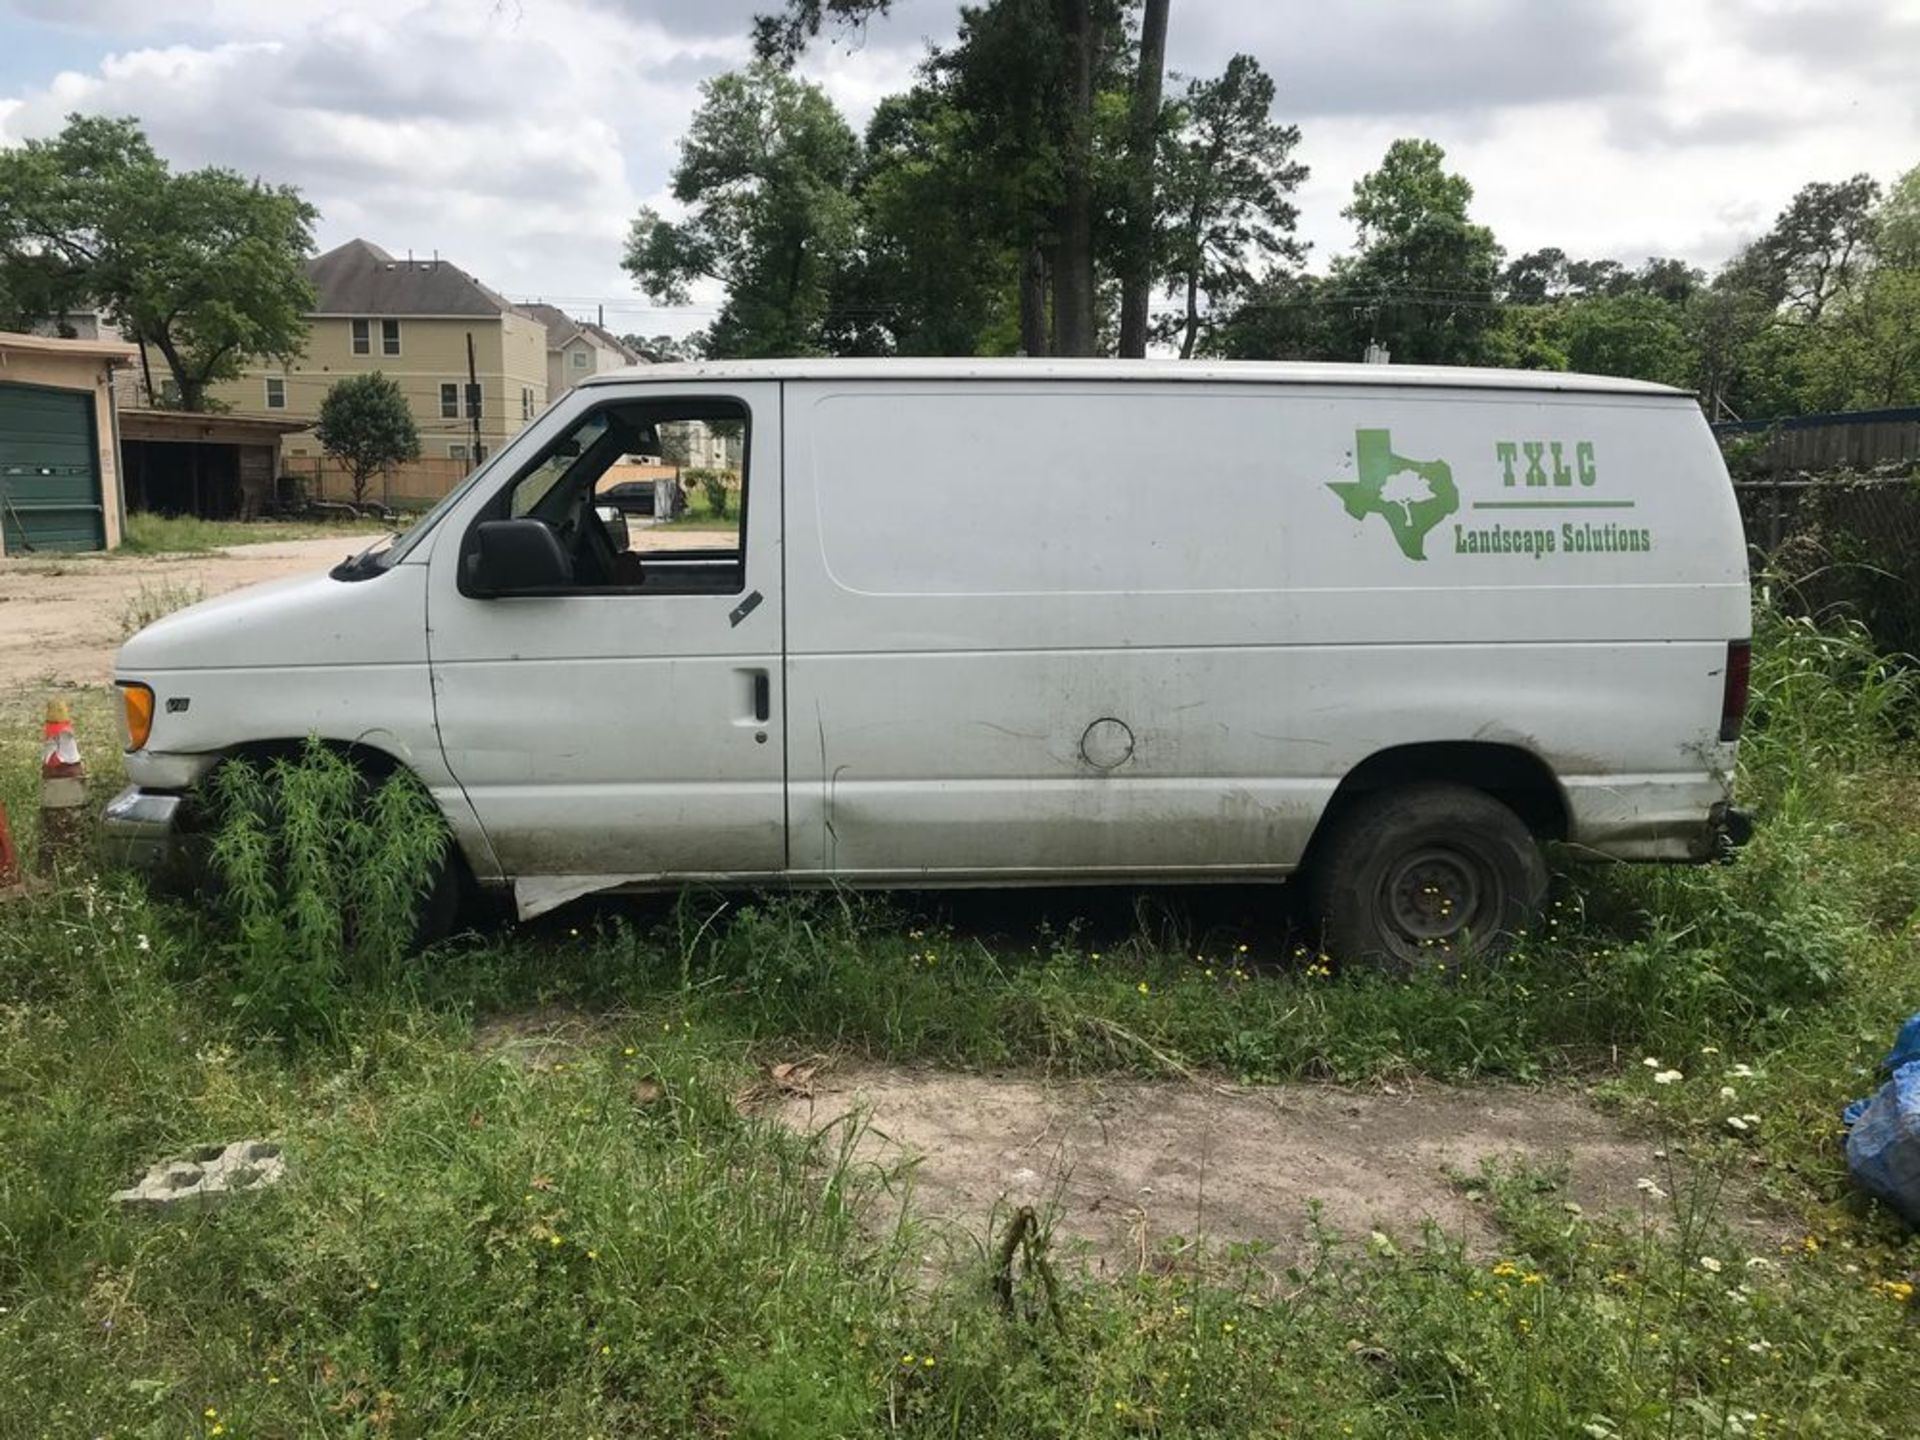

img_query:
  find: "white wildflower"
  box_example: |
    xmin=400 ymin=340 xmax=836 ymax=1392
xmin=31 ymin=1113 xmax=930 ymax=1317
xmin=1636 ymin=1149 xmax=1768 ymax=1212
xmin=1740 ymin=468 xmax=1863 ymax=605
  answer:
xmin=1699 ymin=1256 xmax=1724 ymax=1274
xmin=1653 ymin=1069 xmax=1684 ymax=1085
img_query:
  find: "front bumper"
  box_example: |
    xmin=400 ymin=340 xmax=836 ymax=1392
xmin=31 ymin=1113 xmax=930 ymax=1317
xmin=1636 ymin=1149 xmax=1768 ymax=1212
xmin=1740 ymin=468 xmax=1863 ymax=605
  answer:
xmin=100 ymin=786 xmax=187 ymax=879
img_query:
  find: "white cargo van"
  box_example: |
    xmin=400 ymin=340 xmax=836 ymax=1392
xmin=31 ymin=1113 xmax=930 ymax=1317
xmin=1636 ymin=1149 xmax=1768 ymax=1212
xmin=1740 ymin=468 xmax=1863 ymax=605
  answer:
xmin=105 ymin=360 xmax=1752 ymax=964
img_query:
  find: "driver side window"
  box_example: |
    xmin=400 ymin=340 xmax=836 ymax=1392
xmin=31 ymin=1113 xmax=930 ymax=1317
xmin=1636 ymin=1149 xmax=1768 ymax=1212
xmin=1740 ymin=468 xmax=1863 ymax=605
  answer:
xmin=493 ymin=398 xmax=749 ymax=595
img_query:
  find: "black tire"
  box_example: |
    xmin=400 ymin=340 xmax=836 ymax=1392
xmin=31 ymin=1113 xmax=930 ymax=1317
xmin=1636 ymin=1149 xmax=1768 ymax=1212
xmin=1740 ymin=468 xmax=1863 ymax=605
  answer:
xmin=1308 ymin=782 xmax=1547 ymax=970
xmin=409 ymin=841 xmax=466 ymax=948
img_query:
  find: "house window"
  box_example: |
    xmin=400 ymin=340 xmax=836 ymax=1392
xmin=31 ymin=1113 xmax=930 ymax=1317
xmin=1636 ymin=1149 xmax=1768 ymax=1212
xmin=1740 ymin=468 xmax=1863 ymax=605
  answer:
xmin=264 ymin=377 xmax=286 ymax=410
xmin=521 ymin=386 xmax=535 ymax=421
xmin=465 ymin=385 xmax=482 ymax=420
xmin=571 ymin=348 xmax=590 ymax=369
xmin=351 ymin=319 xmax=370 ymax=355
xmin=441 ymin=383 xmax=460 ymax=419
xmin=381 ymin=319 xmax=401 ymax=356
xmin=449 ymin=443 xmax=468 ymax=461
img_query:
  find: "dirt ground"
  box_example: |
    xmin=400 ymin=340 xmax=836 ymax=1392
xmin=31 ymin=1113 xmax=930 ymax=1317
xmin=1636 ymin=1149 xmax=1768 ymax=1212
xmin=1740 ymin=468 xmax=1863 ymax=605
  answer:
xmin=0 ymin=538 xmax=355 ymax=694
xmin=773 ymin=1065 xmax=1767 ymax=1275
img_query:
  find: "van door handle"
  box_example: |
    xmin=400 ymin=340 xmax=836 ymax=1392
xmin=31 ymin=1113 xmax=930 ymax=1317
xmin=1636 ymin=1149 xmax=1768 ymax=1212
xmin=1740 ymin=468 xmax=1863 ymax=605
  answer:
xmin=751 ymin=669 xmax=771 ymax=723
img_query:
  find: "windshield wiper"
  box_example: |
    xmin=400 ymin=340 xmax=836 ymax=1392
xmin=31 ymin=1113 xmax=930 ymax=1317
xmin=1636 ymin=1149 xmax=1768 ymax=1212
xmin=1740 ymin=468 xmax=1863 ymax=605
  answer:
xmin=330 ymin=533 xmax=398 ymax=581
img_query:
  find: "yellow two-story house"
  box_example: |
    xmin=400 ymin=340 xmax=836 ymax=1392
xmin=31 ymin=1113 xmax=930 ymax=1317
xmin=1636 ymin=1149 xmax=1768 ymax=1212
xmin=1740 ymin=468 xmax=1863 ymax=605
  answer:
xmin=202 ymin=239 xmax=550 ymax=466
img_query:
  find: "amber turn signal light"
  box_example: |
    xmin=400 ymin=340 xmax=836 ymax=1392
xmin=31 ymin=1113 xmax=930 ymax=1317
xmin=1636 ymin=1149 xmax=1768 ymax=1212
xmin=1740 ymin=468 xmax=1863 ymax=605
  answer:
xmin=119 ymin=682 xmax=155 ymax=752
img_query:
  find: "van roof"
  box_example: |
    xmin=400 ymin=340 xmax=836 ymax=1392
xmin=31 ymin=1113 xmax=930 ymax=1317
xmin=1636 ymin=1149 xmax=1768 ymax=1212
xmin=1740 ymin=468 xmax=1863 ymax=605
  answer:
xmin=578 ymin=357 xmax=1691 ymax=398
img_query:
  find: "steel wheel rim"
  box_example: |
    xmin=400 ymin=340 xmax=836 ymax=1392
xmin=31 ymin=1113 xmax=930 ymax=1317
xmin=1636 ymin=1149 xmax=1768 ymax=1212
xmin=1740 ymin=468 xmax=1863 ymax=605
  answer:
xmin=1379 ymin=843 xmax=1498 ymax=962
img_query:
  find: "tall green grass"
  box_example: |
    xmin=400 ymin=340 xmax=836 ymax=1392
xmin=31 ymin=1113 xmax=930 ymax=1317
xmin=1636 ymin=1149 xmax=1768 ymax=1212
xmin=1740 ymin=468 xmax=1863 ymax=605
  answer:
xmin=1 ymin=599 xmax=1916 ymax=1435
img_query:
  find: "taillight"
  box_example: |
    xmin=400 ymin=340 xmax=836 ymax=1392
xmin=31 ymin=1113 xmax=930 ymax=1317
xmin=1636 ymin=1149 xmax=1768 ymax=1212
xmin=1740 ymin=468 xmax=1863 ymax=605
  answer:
xmin=1719 ymin=640 xmax=1751 ymax=743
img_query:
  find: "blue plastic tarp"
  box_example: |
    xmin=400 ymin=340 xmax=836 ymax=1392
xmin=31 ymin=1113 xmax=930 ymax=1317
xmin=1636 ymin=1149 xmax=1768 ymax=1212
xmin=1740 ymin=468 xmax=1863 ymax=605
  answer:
xmin=1843 ymin=1010 xmax=1920 ymax=1226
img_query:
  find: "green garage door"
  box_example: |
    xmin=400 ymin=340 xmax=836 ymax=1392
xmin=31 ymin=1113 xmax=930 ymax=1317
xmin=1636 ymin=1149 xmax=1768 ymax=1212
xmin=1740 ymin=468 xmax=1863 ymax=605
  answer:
xmin=0 ymin=382 xmax=106 ymax=553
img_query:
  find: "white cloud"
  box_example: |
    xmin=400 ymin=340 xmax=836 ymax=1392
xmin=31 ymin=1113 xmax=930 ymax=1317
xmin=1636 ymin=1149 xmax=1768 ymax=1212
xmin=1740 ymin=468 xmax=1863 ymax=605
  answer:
xmin=1 ymin=0 xmax=1916 ymax=344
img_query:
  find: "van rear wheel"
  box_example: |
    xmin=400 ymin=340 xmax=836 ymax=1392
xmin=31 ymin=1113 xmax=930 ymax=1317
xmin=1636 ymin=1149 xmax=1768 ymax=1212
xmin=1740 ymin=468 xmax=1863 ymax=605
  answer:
xmin=1309 ymin=783 xmax=1547 ymax=970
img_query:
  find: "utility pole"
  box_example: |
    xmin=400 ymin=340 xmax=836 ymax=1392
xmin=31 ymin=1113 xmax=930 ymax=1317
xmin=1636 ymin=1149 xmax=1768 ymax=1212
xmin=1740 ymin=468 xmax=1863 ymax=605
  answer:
xmin=1118 ymin=0 xmax=1171 ymax=358
xmin=465 ymin=331 xmax=482 ymax=470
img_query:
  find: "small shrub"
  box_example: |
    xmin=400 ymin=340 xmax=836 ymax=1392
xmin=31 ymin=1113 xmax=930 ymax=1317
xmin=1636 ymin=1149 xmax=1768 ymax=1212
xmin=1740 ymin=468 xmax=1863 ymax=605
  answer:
xmin=688 ymin=467 xmax=731 ymax=519
xmin=206 ymin=740 xmax=448 ymax=1038
xmin=117 ymin=578 xmax=205 ymax=636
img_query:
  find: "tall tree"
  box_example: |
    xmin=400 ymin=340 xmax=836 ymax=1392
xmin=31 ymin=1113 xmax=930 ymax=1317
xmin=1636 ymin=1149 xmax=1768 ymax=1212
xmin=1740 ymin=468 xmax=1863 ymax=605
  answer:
xmin=0 ymin=114 xmax=316 ymax=411
xmin=1560 ymin=293 xmax=1693 ymax=388
xmin=1750 ymin=174 xmax=1882 ymax=323
xmin=1153 ymin=54 xmax=1306 ymax=358
xmin=843 ymin=87 xmax=1021 ymax=354
xmin=1500 ymin=248 xmax=1568 ymax=305
xmin=1873 ymin=163 xmax=1920 ymax=269
xmin=1332 ymin=139 xmax=1501 ymax=365
xmin=755 ymin=0 xmax=1124 ymax=356
xmin=1115 ymin=0 xmax=1170 ymax=357
xmin=624 ymin=65 xmax=861 ymax=358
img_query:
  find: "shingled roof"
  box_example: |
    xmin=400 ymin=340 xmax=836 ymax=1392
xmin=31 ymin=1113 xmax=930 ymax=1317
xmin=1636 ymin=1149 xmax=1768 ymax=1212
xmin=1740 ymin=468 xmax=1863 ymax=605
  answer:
xmin=518 ymin=301 xmax=645 ymax=364
xmin=308 ymin=238 xmax=515 ymax=317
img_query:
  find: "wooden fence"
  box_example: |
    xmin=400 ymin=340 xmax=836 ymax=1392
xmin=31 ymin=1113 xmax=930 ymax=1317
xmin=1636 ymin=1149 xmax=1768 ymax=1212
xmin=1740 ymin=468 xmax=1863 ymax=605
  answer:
xmin=1711 ymin=407 xmax=1920 ymax=474
xmin=278 ymin=455 xmax=475 ymax=510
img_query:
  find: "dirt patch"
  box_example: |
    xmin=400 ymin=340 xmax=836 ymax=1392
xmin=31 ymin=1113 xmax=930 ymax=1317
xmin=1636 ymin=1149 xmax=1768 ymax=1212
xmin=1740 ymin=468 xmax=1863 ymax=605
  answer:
xmin=471 ymin=1003 xmax=623 ymax=1070
xmin=776 ymin=1066 xmax=1769 ymax=1275
xmin=0 ymin=538 xmax=359 ymax=694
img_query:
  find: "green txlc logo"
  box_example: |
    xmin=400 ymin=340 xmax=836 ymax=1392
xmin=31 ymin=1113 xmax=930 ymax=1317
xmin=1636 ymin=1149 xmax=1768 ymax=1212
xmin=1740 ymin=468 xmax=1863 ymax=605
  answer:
xmin=1327 ymin=429 xmax=1648 ymax=562
xmin=1326 ymin=430 xmax=1458 ymax=561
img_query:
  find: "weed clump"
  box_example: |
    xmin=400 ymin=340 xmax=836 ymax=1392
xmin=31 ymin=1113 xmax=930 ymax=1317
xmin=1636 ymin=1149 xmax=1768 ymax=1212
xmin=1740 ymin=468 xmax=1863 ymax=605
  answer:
xmin=207 ymin=739 xmax=448 ymax=1038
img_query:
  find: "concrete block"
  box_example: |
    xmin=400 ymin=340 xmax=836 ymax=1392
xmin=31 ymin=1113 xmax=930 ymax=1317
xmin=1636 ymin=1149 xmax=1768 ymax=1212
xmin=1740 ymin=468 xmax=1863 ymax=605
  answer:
xmin=111 ymin=1140 xmax=286 ymax=1210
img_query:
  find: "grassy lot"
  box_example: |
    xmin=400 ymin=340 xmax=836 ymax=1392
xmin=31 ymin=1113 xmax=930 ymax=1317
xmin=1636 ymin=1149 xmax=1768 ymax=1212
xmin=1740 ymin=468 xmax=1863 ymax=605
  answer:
xmin=118 ymin=512 xmax=398 ymax=555
xmin=0 ymin=603 xmax=1916 ymax=1437
xmin=656 ymin=485 xmax=745 ymax=532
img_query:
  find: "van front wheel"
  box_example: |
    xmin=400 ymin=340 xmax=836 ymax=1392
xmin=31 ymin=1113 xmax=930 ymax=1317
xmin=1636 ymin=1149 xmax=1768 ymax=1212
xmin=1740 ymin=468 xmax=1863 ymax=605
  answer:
xmin=1309 ymin=783 xmax=1547 ymax=970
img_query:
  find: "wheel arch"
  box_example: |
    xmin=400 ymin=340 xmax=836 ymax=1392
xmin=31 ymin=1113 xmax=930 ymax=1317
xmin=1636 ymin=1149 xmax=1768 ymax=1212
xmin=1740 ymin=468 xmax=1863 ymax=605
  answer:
xmin=1305 ymin=741 xmax=1570 ymax=868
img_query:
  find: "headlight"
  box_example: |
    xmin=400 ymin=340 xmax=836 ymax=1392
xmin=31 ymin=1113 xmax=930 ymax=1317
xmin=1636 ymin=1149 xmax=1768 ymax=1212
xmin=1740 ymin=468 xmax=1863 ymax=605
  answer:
xmin=118 ymin=682 xmax=155 ymax=751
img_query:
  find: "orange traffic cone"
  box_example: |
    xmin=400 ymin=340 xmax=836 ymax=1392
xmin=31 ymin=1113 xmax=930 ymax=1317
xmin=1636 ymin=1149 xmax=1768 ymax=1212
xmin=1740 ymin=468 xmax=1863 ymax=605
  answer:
xmin=37 ymin=698 xmax=89 ymax=876
xmin=0 ymin=796 xmax=21 ymax=892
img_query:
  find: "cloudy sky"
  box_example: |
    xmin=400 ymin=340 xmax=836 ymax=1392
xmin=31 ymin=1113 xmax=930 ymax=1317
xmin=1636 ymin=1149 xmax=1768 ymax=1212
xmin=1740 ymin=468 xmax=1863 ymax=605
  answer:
xmin=2 ymin=0 xmax=1916 ymax=340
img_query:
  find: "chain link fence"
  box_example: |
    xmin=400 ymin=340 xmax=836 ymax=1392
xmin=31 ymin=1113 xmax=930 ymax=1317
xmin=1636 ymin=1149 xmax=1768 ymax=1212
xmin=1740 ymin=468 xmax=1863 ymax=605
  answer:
xmin=1732 ymin=469 xmax=1920 ymax=656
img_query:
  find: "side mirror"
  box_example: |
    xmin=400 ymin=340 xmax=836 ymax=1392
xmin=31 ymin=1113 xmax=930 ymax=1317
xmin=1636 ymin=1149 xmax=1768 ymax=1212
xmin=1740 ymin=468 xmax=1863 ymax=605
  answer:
xmin=466 ymin=519 xmax=573 ymax=595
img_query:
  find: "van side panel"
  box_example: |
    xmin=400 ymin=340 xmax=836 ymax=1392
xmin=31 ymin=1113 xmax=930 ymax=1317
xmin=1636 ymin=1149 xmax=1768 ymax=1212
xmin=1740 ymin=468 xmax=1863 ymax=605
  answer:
xmin=781 ymin=381 xmax=1747 ymax=879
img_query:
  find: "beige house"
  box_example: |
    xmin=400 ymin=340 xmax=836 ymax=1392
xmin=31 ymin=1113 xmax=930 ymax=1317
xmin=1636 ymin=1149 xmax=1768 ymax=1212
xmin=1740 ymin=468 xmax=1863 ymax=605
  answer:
xmin=194 ymin=239 xmax=549 ymax=465
xmin=0 ymin=330 xmax=138 ymax=553
xmin=519 ymin=303 xmax=646 ymax=398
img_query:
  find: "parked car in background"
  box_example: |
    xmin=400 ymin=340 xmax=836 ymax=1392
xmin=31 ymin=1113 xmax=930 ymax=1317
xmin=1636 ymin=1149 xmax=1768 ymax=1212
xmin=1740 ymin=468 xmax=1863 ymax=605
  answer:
xmin=598 ymin=478 xmax=658 ymax=516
